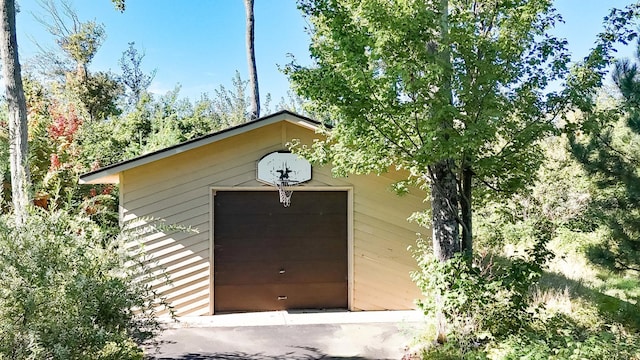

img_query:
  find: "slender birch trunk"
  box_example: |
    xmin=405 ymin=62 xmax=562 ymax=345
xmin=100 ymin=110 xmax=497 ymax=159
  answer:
xmin=244 ymin=0 xmax=260 ymax=120
xmin=0 ymin=0 xmax=30 ymax=224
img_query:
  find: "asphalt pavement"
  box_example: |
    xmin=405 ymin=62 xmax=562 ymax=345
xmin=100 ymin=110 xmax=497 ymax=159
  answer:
xmin=144 ymin=310 xmax=426 ymax=360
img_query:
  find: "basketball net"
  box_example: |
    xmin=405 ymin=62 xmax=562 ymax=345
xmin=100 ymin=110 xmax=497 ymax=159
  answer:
xmin=276 ymin=180 xmax=295 ymax=207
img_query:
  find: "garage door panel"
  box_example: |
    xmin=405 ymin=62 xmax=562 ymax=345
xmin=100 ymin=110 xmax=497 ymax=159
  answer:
xmin=214 ymin=214 xmax=346 ymax=238
xmin=214 ymin=283 xmax=348 ymax=313
xmin=214 ymin=191 xmax=348 ymax=313
xmin=215 ymin=236 xmax=347 ymax=255
xmin=215 ymin=191 xmax=346 ymax=215
xmin=215 ymin=238 xmax=347 ymax=262
xmin=214 ymin=234 xmax=346 ymax=249
xmin=215 ymin=259 xmax=348 ymax=285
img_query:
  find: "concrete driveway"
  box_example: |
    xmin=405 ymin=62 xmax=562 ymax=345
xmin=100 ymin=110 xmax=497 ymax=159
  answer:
xmin=145 ymin=310 xmax=426 ymax=360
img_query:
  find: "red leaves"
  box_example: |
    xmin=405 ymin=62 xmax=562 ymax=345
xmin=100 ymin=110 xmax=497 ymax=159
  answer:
xmin=88 ymin=185 xmax=112 ymax=198
xmin=47 ymin=103 xmax=82 ymax=142
xmin=46 ymin=102 xmax=82 ymax=173
xmin=49 ymin=153 xmax=61 ymax=172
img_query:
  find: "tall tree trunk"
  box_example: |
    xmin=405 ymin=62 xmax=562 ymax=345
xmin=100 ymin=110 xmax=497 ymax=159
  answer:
xmin=431 ymin=0 xmax=460 ymax=344
xmin=244 ymin=0 xmax=260 ymax=120
xmin=0 ymin=0 xmax=30 ymax=225
xmin=430 ymin=159 xmax=460 ymax=344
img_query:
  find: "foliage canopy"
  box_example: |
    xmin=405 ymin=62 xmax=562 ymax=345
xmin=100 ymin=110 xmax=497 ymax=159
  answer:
xmin=287 ymin=0 xmax=567 ymax=188
xmin=570 ymin=40 xmax=640 ymax=273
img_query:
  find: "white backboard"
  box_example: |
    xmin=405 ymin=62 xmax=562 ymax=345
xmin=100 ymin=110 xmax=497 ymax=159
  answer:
xmin=257 ymin=151 xmax=312 ymax=185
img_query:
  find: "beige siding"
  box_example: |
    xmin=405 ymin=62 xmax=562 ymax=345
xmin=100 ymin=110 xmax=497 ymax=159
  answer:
xmin=350 ymin=172 xmax=425 ymax=310
xmin=121 ymin=119 xmax=428 ymax=316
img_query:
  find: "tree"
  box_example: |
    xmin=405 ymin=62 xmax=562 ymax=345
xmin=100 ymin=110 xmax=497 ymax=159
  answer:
xmin=569 ymin=41 xmax=640 ymax=273
xmin=244 ymin=0 xmax=260 ymax=119
xmin=119 ymin=42 xmax=156 ymax=106
xmin=287 ymin=0 xmax=566 ymax=258
xmin=65 ymin=70 xmax=123 ymax=121
xmin=33 ymin=0 xmax=125 ymax=122
xmin=0 ymin=0 xmax=128 ymax=224
xmin=0 ymin=0 xmax=31 ymax=224
xmin=285 ymin=0 xmax=640 ymax=342
xmin=111 ymin=0 xmax=125 ymax=12
xmin=34 ymin=0 xmax=106 ymax=80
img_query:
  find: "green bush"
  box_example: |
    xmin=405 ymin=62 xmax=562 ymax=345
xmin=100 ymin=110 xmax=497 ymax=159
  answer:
xmin=0 ymin=210 xmax=167 ymax=359
xmin=413 ymin=229 xmax=640 ymax=359
xmin=412 ymin=218 xmax=557 ymax=357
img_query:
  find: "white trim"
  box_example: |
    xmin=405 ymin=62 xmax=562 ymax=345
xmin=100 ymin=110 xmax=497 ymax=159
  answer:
xmin=118 ymin=173 xmax=124 ymax=227
xmin=281 ymin=122 xmax=287 ymax=148
xmin=208 ymin=186 xmax=354 ymax=314
xmin=347 ymin=188 xmax=354 ymax=311
xmin=209 ymin=189 xmax=216 ymax=315
xmin=80 ymin=114 xmax=321 ymax=185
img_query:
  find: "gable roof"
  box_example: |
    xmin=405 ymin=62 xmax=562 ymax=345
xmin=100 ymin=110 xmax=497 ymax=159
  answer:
xmin=79 ymin=110 xmax=322 ymax=184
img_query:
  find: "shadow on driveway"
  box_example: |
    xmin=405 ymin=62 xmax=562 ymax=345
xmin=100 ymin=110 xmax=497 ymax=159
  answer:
xmin=149 ymin=345 xmax=376 ymax=359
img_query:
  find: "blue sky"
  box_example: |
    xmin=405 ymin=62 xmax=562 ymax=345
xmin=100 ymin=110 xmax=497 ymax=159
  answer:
xmin=14 ymin=0 xmax=640 ymax=104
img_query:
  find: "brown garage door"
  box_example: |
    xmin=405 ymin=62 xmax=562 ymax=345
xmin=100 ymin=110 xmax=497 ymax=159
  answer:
xmin=213 ymin=191 xmax=348 ymax=313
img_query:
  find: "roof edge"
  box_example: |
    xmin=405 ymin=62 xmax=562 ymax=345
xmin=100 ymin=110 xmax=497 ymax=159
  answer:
xmin=79 ymin=110 xmax=322 ymax=184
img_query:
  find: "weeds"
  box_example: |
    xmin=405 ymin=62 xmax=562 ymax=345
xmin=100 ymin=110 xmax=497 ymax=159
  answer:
xmin=412 ymin=221 xmax=640 ymax=359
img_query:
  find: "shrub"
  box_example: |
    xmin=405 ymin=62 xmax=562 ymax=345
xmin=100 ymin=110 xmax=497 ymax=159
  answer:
xmin=0 ymin=209 xmax=167 ymax=359
xmin=412 ymin=222 xmax=640 ymax=359
xmin=412 ymin=220 xmax=554 ymax=357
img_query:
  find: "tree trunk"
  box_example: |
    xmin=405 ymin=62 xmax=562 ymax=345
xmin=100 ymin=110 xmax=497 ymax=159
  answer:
xmin=244 ymin=0 xmax=260 ymax=120
xmin=0 ymin=0 xmax=30 ymax=225
xmin=431 ymin=0 xmax=461 ymax=344
xmin=431 ymin=161 xmax=461 ymax=262
xmin=430 ymin=159 xmax=460 ymax=344
xmin=461 ymin=165 xmax=472 ymax=257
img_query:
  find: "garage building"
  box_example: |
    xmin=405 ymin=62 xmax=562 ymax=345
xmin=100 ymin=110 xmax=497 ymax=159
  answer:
xmin=80 ymin=110 xmax=427 ymax=316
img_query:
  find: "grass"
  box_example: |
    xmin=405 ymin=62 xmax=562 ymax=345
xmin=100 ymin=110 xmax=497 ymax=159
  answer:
xmin=411 ymin=231 xmax=640 ymax=359
xmin=541 ymin=235 xmax=640 ymax=327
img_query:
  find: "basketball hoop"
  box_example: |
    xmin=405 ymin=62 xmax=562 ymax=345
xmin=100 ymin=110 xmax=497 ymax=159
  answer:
xmin=276 ymin=179 xmax=296 ymax=207
xmin=256 ymin=151 xmax=312 ymax=208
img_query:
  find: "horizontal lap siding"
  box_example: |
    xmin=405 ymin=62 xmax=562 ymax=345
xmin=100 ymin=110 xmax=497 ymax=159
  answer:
xmin=350 ymin=172 xmax=426 ymax=310
xmin=122 ymin=123 xmax=287 ymax=316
